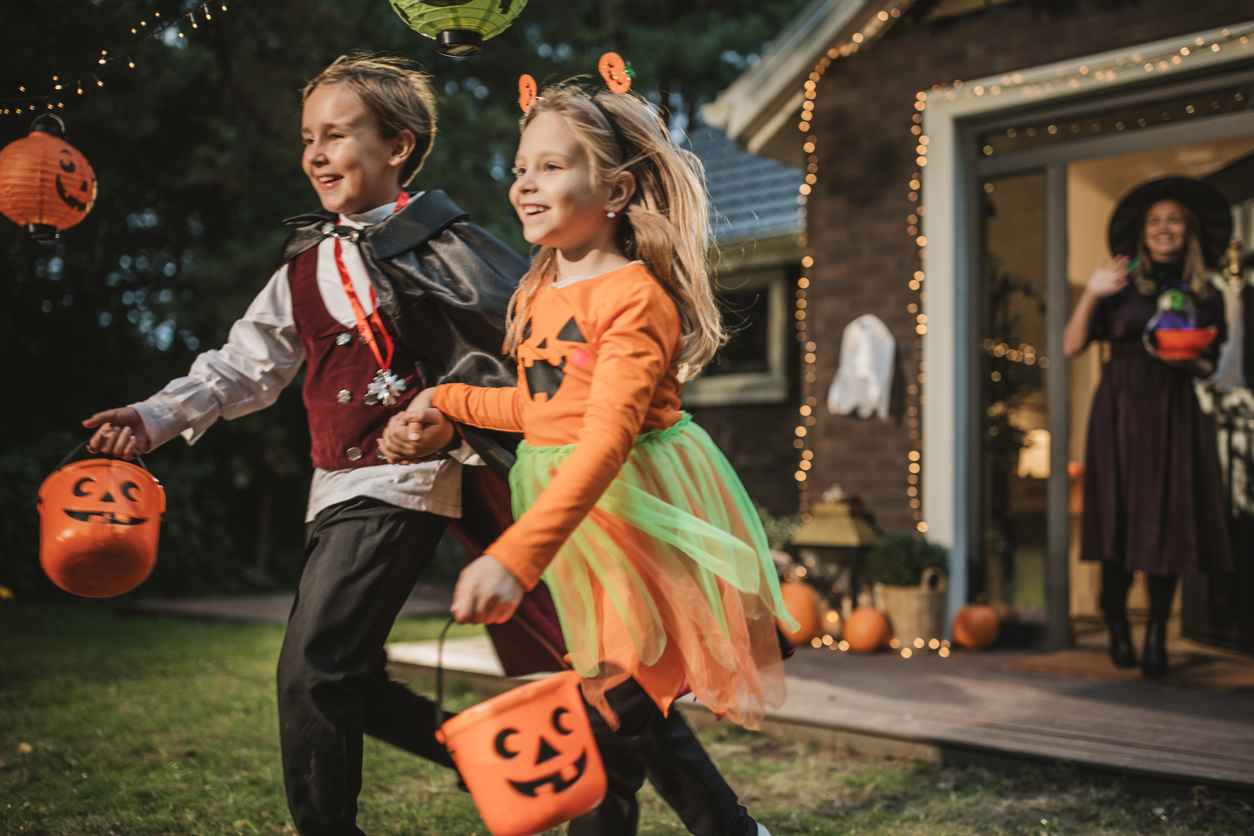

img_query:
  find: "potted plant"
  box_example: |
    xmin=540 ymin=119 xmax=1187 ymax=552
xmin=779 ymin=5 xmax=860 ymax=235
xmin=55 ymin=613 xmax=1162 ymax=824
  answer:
xmin=864 ymin=532 xmax=948 ymax=643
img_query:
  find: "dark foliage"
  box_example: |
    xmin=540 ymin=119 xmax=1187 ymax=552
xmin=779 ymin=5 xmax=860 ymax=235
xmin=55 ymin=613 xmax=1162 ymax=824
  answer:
xmin=1 ymin=0 xmax=811 ymax=596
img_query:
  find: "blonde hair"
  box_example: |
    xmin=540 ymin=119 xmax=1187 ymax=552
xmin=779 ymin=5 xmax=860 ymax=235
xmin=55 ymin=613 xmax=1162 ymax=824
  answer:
xmin=502 ymin=83 xmax=725 ymax=381
xmin=302 ymin=53 xmax=438 ymax=186
xmin=1132 ymin=200 xmax=1213 ymax=297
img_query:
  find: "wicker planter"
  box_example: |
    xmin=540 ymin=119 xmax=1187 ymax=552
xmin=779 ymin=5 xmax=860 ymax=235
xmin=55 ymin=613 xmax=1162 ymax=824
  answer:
xmin=874 ymin=567 xmax=946 ymax=643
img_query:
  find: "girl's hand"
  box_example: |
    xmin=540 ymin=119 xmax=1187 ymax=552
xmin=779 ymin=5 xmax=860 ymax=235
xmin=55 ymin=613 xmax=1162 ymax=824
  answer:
xmin=378 ymin=408 xmax=455 ymax=463
xmin=451 ymin=555 xmax=523 ymax=624
xmin=406 ymin=387 xmax=437 ymax=416
xmin=1086 ymin=256 xmax=1131 ymax=299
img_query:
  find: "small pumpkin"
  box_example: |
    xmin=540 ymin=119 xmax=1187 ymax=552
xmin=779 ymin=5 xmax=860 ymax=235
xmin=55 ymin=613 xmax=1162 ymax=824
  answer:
xmin=952 ymin=604 xmax=1000 ymax=649
xmin=779 ymin=579 xmax=824 ymax=646
xmin=843 ymin=607 xmax=890 ymax=653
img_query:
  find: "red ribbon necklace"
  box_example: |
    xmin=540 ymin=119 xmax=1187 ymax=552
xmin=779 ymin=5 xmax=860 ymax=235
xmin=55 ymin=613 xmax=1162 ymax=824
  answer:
xmin=332 ymin=192 xmax=410 ymax=405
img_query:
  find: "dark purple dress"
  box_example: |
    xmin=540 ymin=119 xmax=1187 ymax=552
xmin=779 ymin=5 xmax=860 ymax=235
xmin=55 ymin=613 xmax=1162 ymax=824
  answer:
xmin=1081 ymin=262 xmax=1233 ymax=576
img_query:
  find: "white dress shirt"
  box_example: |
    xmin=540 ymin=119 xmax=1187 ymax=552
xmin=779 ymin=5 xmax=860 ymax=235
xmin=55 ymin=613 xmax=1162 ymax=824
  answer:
xmin=131 ymin=198 xmax=479 ymax=522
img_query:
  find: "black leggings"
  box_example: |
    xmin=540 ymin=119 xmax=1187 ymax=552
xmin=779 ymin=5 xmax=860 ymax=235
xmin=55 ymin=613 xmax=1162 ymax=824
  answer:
xmin=568 ymin=678 xmax=758 ymax=836
xmin=1099 ymin=561 xmax=1178 ymax=622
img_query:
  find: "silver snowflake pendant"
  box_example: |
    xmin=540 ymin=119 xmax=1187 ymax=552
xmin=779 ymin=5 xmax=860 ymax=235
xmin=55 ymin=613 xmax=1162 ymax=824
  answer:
xmin=364 ymin=369 xmax=407 ymax=407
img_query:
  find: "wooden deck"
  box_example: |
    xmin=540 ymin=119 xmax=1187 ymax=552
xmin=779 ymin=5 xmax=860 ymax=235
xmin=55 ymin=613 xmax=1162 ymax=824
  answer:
xmin=387 ymin=635 xmax=1254 ymax=791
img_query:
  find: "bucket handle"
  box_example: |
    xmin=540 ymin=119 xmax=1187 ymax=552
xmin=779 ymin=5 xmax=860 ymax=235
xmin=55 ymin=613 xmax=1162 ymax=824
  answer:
xmin=434 ymin=609 xmax=571 ymax=728
xmin=55 ymin=439 xmax=153 ymax=474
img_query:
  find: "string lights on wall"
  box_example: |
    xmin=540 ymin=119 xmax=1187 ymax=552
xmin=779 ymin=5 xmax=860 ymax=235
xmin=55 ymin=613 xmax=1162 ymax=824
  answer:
xmin=796 ymin=8 xmax=1252 ymax=537
xmin=1 ymin=3 xmax=237 ymax=119
xmin=938 ymin=26 xmax=1253 ymax=111
xmin=793 ymin=0 xmax=920 ymax=522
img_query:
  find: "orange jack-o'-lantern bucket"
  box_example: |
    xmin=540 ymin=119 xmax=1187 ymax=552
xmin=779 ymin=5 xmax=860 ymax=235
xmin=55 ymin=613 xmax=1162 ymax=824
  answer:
xmin=37 ymin=449 xmax=165 ymax=598
xmin=433 ymin=620 xmax=606 ymax=836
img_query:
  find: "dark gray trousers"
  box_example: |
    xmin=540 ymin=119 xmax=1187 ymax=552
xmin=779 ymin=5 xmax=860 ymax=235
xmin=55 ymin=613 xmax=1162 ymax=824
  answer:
xmin=278 ymin=497 xmax=757 ymax=836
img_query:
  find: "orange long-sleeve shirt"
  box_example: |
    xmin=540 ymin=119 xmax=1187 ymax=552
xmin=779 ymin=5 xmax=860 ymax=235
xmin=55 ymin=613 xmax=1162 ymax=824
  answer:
xmin=433 ymin=262 xmax=683 ymax=589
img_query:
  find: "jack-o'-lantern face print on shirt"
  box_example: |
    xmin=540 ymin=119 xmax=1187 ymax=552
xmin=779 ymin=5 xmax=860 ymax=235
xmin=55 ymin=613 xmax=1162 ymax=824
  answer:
xmin=518 ymin=312 xmax=590 ymax=401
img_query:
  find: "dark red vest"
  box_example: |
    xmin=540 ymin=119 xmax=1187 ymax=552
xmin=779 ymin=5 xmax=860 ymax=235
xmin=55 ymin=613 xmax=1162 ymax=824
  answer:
xmin=288 ymin=246 xmax=420 ymax=470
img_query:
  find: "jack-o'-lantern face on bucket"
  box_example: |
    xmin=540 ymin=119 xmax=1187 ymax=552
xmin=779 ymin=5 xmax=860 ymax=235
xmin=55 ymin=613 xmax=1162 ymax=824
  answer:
xmin=437 ymin=670 xmax=607 ymax=834
xmin=37 ymin=458 xmax=165 ymax=598
xmin=495 ymin=706 xmax=590 ymax=797
xmin=64 ymin=472 xmax=150 ymax=526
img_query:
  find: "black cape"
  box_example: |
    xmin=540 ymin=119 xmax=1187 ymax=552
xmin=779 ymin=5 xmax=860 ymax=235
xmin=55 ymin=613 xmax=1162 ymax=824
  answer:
xmin=283 ymin=191 xmax=566 ymax=676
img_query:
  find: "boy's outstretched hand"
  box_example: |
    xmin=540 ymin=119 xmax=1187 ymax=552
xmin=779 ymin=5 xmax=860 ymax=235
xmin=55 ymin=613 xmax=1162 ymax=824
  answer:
xmin=451 ymin=554 xmax=523 ymax=624
xmin=82 ymin=407 xmax=150 ymax=459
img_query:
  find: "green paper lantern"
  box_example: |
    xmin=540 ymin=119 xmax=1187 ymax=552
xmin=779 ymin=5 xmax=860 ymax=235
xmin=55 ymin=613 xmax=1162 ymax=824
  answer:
xmin=388 ymin=0 xmax=529 ymax=57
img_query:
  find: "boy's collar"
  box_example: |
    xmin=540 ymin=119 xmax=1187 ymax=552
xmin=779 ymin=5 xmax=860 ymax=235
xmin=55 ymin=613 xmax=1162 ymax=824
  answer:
xmin=340 ymin=191 xmax=421 ymax=229
xmin=281 ymin=189 xmax=469 ymax=262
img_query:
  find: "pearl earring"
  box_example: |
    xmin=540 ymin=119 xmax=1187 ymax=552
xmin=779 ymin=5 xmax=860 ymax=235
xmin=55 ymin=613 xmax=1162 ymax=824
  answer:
xmin=606 ymin=210 xmax=616 ymax=218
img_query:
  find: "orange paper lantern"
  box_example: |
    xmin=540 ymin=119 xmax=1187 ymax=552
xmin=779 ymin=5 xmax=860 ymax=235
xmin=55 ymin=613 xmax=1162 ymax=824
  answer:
xmin=779 ymin=579 xmax=824 ymax=646
xmin=37 ymin=457 xmax=165 ymax=598
xmin=952 ymin=604 xmax=1000 ymax=649
xmin=843 ymin=607 xmax=890 ymax=653
xmin=0 ymin=114 xmax=97 ymax=242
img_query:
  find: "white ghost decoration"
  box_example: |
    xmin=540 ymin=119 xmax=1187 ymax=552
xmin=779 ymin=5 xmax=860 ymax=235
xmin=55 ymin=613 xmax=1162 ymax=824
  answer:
xmin=827 ymin=314 xmax=895 ymax=420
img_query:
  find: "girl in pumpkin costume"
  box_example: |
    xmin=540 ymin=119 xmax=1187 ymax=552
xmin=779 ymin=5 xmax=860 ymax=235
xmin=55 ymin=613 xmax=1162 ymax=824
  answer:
xmin=387 ymin=69 xmax=794 ymax=835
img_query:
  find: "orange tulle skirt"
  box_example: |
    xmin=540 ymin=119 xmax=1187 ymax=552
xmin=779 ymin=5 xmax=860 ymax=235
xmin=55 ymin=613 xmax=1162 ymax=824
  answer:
xmin=510 ymin=414 xmax=795 ymax=729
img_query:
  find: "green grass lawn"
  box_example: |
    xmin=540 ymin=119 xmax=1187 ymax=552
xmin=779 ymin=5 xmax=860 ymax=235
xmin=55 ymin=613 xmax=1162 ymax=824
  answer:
xmin=1 ymin=601 xmax=1250 ymax=835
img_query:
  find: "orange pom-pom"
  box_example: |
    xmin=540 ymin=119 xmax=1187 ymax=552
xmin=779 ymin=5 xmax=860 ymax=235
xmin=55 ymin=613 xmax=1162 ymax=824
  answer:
xmin=518 ymin=73 xmax=538 ymax=114
xmin=598 ymin=52 xmax=631 ymax=94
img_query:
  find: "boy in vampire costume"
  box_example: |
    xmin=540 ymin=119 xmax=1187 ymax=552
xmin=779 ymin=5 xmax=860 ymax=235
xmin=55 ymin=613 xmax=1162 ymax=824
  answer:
xmin=83 ymin=55 xmax=765 ymax=836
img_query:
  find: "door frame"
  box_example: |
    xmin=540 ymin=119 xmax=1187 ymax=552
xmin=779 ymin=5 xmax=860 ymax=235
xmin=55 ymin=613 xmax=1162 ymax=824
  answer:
xmin=921 ymin=21 xmax=1254 ymax=642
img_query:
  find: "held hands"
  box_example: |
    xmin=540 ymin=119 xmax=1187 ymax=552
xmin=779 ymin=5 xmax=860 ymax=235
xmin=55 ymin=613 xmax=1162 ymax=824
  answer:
xmin=450 ymin=554 xmax=524 ymax=624
xmin=1086 ymin=256 xmax=1131 ymax=299
xmin=82 ymin=407 xmax=151 ymax=459
xmin=378 ymin=388 xmax=454 ymax=464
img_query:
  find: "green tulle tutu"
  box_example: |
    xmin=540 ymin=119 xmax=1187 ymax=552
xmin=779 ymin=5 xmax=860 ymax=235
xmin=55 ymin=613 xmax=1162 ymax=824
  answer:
xmin=511 ymin=413 xmax=796 ymax=728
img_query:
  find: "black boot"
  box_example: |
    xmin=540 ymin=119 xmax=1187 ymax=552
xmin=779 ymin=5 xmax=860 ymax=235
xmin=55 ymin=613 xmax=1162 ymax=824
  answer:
xmin=1107 ymin=619 xmax=1137 ymax=669
xmin=1141 ymin=619 xmax=1168 ymax=677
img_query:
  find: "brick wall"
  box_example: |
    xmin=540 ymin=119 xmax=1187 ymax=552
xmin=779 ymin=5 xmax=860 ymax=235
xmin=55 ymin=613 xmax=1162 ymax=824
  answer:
xmin=689 ymin=326 xmax=801 ymax=517
xmin=805 ymin=0 xmax=1250 ymax=533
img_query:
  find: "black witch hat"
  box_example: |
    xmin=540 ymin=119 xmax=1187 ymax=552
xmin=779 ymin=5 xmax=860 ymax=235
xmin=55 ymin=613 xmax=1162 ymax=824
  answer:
xmin=1107 ymin=176 xmax=1232 ymax=269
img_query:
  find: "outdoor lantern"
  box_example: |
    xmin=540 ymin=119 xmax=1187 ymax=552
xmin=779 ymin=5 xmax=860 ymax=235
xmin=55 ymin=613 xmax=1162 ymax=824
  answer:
xmin=790 ymin=486 xmax=880 ymax=622
xmin=0 ymin=114 xmax=97 ymax=243
xmin=791 ymin=487 xmax=880 ymax=574
xmin=388 ymin=0 xmax=529 ymax=57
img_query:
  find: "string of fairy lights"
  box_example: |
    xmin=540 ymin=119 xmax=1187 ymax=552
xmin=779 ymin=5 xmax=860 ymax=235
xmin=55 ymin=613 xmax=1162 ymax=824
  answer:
xmin=1 ymin=2 xmax=238 ymax=119
xmin=793 ymin=0 xmax=921 ymax=524
xmin=797 ymin=10 xmax=1252 ymax=537
xmin=807 ymin=632 xmax=953 ymax=659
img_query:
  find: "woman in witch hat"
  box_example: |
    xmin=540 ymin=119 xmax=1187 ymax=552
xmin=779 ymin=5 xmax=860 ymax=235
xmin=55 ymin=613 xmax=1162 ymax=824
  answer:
xmin=1062 ymin=176 xmax=1234 ymax=676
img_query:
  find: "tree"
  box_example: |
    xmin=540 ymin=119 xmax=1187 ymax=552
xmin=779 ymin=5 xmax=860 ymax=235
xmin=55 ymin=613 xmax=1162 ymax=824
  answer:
xmin=0 ymin=0 xmax=812 ymax=596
